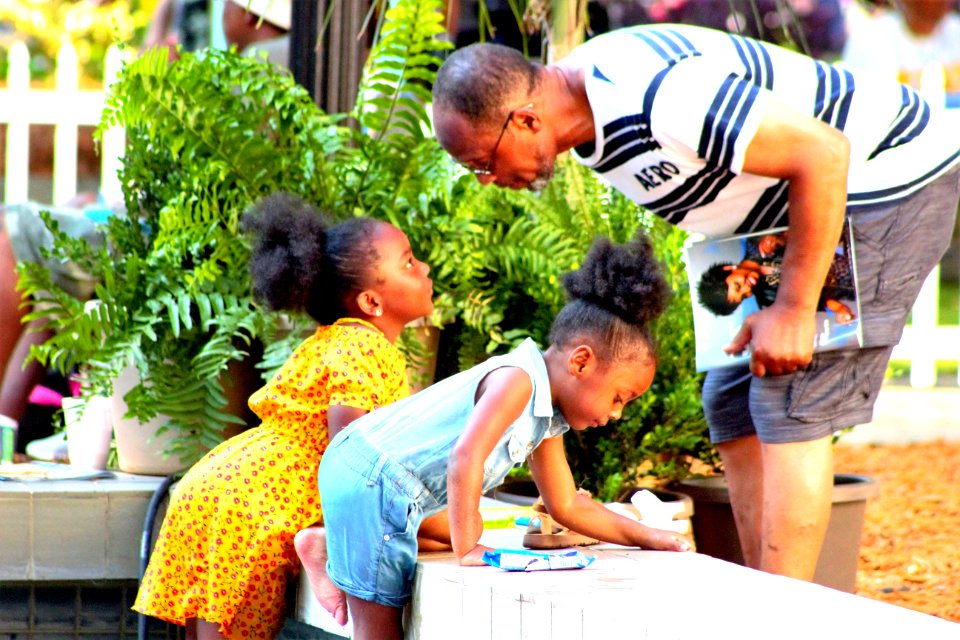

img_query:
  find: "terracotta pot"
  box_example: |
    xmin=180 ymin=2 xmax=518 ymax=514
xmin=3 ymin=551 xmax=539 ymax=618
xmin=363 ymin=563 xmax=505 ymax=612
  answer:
xmin=674 ymin=473 xmax=878 ymax=592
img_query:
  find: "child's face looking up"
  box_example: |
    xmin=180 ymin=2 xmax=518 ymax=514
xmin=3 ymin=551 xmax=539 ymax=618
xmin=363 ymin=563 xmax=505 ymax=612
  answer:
xmin=560 ymin=354 xmax=655 ymax=431
xmin=369 ymin=224 xmax=434 ymax=323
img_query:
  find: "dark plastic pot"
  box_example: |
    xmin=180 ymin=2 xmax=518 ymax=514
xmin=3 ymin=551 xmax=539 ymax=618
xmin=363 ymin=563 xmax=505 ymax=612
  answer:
xmin=674 ymin=473 xmax=878 ymax=592
xmin=488 ymin=479 xmax=694 ymax=514
xmin=485 ymin=478 xmax=540 ymax=506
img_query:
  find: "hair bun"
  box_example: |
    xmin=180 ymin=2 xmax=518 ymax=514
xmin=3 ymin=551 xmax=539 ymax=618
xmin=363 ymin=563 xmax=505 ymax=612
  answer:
xmin=242 ymin=192 xmax=330 ymax=312
xmin=562 ymin=230 xmax=670 ymax=326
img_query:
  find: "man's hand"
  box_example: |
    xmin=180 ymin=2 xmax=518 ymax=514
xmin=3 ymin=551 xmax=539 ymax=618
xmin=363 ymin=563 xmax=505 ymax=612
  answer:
xmin=458 ymin=544 xmax=493 ymax=567
xmin=724 ymin=303 xmax=815 ymax=376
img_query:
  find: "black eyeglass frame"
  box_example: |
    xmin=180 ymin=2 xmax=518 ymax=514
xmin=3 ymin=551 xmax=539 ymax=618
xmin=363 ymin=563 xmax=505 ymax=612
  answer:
xmin=471 ymin=102 xmax=534 ymax=177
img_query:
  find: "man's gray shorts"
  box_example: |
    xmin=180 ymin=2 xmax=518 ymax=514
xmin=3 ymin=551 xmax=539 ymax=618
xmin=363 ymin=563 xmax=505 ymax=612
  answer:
xmin=704 ymin=165 xmax=960 ymax=445
xmin=2 ymin=202 xmax=105 ymax=300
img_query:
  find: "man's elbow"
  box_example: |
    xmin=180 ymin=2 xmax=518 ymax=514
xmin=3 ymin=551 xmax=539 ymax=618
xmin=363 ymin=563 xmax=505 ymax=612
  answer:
xmin=794 ymin=128 xmax=849 ymax=187
xmin=822 ymin=129 xmax=851 ymax=175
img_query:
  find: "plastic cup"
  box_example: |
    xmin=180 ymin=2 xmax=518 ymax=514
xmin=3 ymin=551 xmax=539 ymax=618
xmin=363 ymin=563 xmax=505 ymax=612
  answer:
xmin=63 ymin=397 xmax=113 ymax=470
xmin=0 ymin=415 xmax=16 ymax=464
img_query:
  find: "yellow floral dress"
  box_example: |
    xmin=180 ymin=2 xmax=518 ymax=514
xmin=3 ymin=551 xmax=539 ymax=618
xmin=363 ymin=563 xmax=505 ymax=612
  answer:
xmin=133 ymin=319 xmax=409 ymax=639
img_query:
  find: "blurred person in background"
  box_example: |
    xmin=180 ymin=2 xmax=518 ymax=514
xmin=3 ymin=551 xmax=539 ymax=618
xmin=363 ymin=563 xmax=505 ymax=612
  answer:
xmin=221 ymin=0 xmax=291 ymax=69
xmin=0 ymin=195 xmax=113 ymax=461
xmin=842 ymin=0 xmax=960 ymax=107
xmin=601 ymin=0 xmax=847 ymax=60
xmin=142 ymin=0 xmax=212 ymax=60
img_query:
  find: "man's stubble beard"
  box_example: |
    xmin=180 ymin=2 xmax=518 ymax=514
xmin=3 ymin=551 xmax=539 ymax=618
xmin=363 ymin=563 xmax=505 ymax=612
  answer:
xmin=527 ymin=151 xmax=555 ymax=193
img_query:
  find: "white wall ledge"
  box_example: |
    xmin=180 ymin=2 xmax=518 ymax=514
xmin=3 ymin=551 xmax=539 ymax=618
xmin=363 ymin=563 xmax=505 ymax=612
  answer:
xmin=295 ymin=528 xmax=958 ymax=639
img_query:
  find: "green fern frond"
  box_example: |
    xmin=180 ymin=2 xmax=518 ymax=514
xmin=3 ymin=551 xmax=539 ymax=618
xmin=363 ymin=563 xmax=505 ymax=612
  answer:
xmin=355 ymin=0 xmax=452 ymax=145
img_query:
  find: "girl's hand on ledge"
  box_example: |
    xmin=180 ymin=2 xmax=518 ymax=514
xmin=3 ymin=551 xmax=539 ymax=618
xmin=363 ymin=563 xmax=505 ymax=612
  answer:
xmin=458 ymin=544 xmax=494 ymax=567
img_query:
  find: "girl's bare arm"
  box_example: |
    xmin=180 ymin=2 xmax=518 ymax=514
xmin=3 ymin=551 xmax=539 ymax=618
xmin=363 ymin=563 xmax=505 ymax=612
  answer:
xmin=326 ymin=405 xmax=369 ymax=440
xmin=528 ymin=437 xmax=691 ymax=552
xmin=447 ymin=367 xmax=532 ymax=565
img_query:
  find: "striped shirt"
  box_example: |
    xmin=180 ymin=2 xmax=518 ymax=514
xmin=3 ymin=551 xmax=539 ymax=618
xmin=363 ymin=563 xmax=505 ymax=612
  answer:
xmin=565 ymin=24 xmax=960 ymax=238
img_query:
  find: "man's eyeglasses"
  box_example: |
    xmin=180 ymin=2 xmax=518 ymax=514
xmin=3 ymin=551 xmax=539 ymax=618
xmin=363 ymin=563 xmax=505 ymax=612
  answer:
xmin=471 ymin=103 xmax=534 ymax=177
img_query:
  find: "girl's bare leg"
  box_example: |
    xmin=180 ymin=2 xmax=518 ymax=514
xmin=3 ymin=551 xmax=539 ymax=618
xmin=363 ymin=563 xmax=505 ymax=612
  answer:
xmin=417 ymin=510 xmax=452 ymax=552
xmin=347 ymin=595 xmax=403 ymax=640
xmin=185 ymin=618 xmax=227 ymax=640
xmin=293 ymin=526 xmax=348 ymax=626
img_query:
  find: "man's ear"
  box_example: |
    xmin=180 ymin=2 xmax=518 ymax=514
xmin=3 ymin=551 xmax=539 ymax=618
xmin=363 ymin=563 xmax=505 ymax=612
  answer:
xmin=355 ymin=290 xmax=383 ymax=318
xmin=567 ymin=345 xmax=595 ymax=376
xmin=515 ymin=105 xmax=541 ymax=133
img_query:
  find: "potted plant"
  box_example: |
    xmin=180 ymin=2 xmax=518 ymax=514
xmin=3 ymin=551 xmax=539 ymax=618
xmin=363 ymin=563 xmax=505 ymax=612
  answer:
xmin=17 ymin=46 xmax=342 ymax=469
xmin=16 ymin=0 xmax=455 ymax=471
xmin=410 ymin=153 xmax=717 ymax=502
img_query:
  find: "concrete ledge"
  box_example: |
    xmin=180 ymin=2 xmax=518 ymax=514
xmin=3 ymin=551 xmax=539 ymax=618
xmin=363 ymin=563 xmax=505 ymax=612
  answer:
xmin=295 ymin=528 xmax=958 ymax=639
xmin=0 ymin=471 xmax=167 ymax=580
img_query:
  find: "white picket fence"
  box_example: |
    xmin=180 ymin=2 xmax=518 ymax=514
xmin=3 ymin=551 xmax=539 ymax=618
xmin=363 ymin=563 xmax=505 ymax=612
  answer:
xmin=1 ymin=42 xmax=958 ymax=387
xmin=0 ymin=41 xmax=125 ymax=206
xmin=904 ymin=67 xmax=960 ymax=388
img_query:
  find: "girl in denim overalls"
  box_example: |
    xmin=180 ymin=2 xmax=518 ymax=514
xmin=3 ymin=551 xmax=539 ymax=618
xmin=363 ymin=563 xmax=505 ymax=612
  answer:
xmin=312 ymin=230 xmax=693 ymax=639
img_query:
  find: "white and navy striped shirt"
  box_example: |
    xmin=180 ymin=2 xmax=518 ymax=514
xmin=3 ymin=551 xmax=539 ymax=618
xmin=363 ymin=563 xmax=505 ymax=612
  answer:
xmin=565 ymin=24 xmax=960 ymax=238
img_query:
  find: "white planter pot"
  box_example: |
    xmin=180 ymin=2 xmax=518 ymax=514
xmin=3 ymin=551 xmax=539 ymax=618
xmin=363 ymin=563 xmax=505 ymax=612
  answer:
xmin=111 ymin=365 xmax=188 ymax=476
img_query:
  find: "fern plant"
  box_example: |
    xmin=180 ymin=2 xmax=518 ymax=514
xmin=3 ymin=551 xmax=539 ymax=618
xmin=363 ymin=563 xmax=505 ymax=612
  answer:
xmin=415 ymin=157 xmax=717 ymax=498
xmin=16 ymin=0 xmax=459 ymax=467
xmin=18 ymin=46 xmax=348 ymax=465
xmin=338 ymin=0 xmax=455 ymax=224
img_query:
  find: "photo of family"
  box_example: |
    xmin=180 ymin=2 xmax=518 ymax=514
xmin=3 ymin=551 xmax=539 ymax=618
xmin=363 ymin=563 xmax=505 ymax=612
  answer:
xmin=686 ymin=222 xmax=862 ymax=372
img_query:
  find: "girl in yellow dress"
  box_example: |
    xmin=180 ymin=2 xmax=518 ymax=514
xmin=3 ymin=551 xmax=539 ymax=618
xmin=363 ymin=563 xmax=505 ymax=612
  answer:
xmin=133 ymin=193 xmax=436 ymax=640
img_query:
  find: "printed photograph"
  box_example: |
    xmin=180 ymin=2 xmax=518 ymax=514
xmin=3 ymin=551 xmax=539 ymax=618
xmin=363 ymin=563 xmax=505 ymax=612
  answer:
xmin=686 ymin=222 xmax=861 ymax=371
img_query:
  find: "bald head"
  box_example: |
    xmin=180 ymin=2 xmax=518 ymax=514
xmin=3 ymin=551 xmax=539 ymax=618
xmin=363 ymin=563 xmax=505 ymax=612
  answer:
xmin=433 ymin=43 xmax=541 ymax=127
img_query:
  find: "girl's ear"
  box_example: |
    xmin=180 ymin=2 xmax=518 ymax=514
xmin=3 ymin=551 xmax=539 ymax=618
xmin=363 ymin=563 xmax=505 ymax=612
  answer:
xmin=567 ymin=345 xmax=595 ymax=376
xmin=355 ymin=290 xmax=383 ymax=318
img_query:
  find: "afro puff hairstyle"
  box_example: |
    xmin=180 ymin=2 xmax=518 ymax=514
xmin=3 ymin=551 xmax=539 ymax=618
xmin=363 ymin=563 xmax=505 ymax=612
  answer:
xmin=549 ymin=229 xmax=670 ymax=365
xmin=242 ymin=192 xmax=383 ymax=325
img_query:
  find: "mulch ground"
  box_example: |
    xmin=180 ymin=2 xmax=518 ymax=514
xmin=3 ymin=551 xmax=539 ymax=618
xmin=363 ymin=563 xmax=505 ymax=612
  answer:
xmin=833 ymin=439 xmax=960 ymax=623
